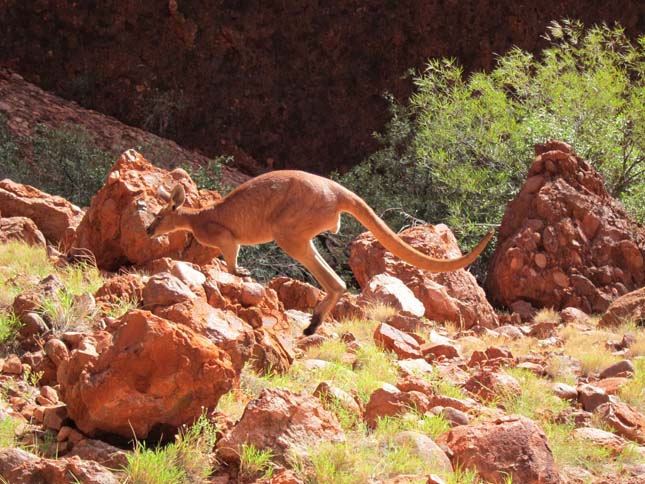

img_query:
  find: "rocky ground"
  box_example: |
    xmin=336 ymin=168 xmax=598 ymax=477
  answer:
xmin=0 ymin=144 xmax=644 ymax=483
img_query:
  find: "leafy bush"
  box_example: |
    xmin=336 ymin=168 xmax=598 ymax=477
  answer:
xmin=338 ymin=20 xmax=645 ymax=278
xmin=0 ymin=119 xmax=113 ymax=207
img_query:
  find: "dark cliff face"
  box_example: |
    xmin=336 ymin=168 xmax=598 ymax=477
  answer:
xmin=1 ymin=1 xmax=643 ymax=175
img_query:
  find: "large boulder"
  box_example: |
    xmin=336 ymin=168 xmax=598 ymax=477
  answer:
xmin=217 ymin=388 xmax=345 ymax=465
xmin=349 ymin=224 xmax=498 ymax=328
xmin=0 ymin=179 xmax=83 ymax=244
xmin=57 ymin=309 xmax=236 ymax=438
xmin=599 ymin=286 xmax=645 ymax=327
xmin=268 ymin=276 xmax=323 ymax=312
xmin=439 ymin=415 xmax=560 ymax=484
xmin=71 ymin=149 xmax=222 ymax=270
xmin=487 ymin=141 xmax=645 ymax=313
xmin=0 ymin=448 xmax=119 ymax=484
xmin=154 ymin=297 xmax=255 ymax=372
xmin=0 ymin=216 xmax=46 ymax=246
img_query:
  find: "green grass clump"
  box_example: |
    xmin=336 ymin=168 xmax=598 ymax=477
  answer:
xmin=123 ymin=414 xmax=217 ymax=484
xmin=0 ymin=241 xmax=106 ymax=339
xmin=239 ymin=444 xmax=276 ymax=481
xmin=0 ymin=412 xmax=20 ymax=448
xmin=0 ymin=311 xmax=21 ymax=350
xmin=619 ymin=357 xmax=645 ymax=413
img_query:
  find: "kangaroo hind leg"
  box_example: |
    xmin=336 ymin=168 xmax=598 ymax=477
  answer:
xmin=275 ymin=237 xmax=346 ymax=335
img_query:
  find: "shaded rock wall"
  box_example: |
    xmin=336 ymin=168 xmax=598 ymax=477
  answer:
xmin=1 ymin=1 xmax=643 ymax=174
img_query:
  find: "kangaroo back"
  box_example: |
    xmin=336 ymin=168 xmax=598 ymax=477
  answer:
xmin=341 ymin=190 xmax=493 ymax=272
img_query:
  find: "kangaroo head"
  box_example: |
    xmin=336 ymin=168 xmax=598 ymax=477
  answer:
xmin=146 ymin=184 xmax=186 ymax=236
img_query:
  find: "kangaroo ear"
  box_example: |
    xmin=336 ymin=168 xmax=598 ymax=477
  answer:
xmin=170 ymin=184 xmax=186 ymax=210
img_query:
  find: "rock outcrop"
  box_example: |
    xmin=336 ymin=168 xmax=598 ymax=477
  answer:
xmin=439 ymin=415 xmax=560 ymax=484
xmin=57 ymin=310 xmax=236 ymax=439
xmin=0 ymin=215 xmax=45 ymax=246
xmin=349 ymin=224 xmax=498 ymax=328
xmin=71 ymin=150 xmax=222 ymax=270
xmin=0 ymin=178 xmax=83 ymax=244
xmin=487 ymin=141 xmax=645 ymax=313
xmin=217 ymin=388 xmax=345 ymax=465
xmin=599 ymin=286 xmax=645 ymax=327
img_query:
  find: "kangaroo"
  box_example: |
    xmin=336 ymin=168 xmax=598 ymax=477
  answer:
xmin=147 ymin=170 xmax=494 ymax=335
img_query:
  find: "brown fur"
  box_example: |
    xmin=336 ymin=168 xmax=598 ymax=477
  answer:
xmin=147 ymin=170 xmax=494 ymax=335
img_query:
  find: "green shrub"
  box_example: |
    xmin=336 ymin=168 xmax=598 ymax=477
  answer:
xmin=0 ymin=311 xmax=21 ymax=351
xmin=0 ymin=120 xmax=113 ymax=207
xmin=338 ymin=20 xmax=645 ymax=278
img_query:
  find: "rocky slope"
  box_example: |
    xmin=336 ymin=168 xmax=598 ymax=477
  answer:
xmin=1 ymin=146 xmax=644 ymax=483
xmin=0 ymin=69 xmax=248 ymax=186
xmin=1 ymin=2 xmax=643 ymax=174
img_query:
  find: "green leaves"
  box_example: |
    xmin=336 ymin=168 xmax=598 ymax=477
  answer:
xmin=339 ymin=20 xmax=645 ymax=280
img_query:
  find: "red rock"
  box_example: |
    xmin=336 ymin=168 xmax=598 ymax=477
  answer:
xmin=488 ymin=142 xmax=645 ymax=313
xmin=331 ymin=293 xmax=366 ymax=322
xmin=599 ymin=359 xmax=635 ymax=379
xmin=39 ymin=386 xmax=59 ymax=405
xmin=385 ymin=313 xmax=426 ymax=333
xmin=68 ymin=438 xmax=129 ymax=471
xmin=217 ymin=388 xmax=344 ymax=465
xmin=94 ymin=273 xmax=145 ymax=307
xmin=364 ymin=384 xmax=430 ymax=428
xmin=594 ymin=402 xmax=645 ymax=444
xmin=374 ymin=322 xmax=422 ymax=359
xmin=71 ymin=150 xmax=222 ymax=270
xmin=142 ymin=272 xmax=197 ymax=307
xmin=2 ymin=354 xmax=23 ymax=375
xmin=559 ymin=307 xmax=590 ymax=324
xmin=572 ymin=427 xmax=629 ymax=454
xmin=596 ymin=377 xmax=630 ymax=395
xmin=359 ymin=273 xmax=426 ymax=317
xmin=155 ymin=298 xmax=254 ymax=372
xmin=396 ymin=376 xmax=435 ymax=396
xmin=205 ymin=268 xmax=290 ymax=334
xmin=268 ymin=276 xmax=323 ymax=311
xmin=0 ymin=179 xmax=84 ymax=243
xmin=57 ymin=310 xmax=236 ymax=438
xmin=528 ymin=321 xmax=557 ymax=339
xmin=468 ymin=346 xmax=514 ymax=368
xmin=349 ymin=224 xmax=498 ymax=329
xmin=314 ymin=381 xmax=362 ymax=418
xmin=0 ymin=216 xmax=46 ymax=245
xmin=422 ymin=342 xmax=461 ymax=361
xmin=250 ymin=327 xmax=294 ymax=375
xmin=577 ymin=383 xmax=610 ymax=412
xmin=0 ymin=448 xmax=119 ymax=484
xmin=599 ymin=286 xmax=645 ymax=327
xmin=464 ymin=369 xmax=521 ymax=403
xmin=42 ymin=404 xmax=68 ymax=430
xmin=439 ymin=415 xmax=560 ymax=484
xmin=393 ymin=431 xmax=452 ymax=472
xmin=428 ymin=394 xmax=481 ymax=414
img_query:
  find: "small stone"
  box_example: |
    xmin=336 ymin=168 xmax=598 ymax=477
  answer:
xmin=552 ymin=383 xmax=577 ymax=401
xmin=534 ymin=253 xmax=548 ymax=269
xmin=2 ymin=355 xmax=23 ymax=375
xmin=552 ymin=270 xmax=570 ymax=288
xmin=577 ymin=383 xmax=609 ymax=412
xmin=599 ymin=359 xmax=635 ymax=379
xmin=42 ymin=404 xmax=68 ymax=430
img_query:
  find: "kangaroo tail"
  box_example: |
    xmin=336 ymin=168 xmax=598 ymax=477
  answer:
xmin=341 ymin=191 xmax=494 ymax=272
